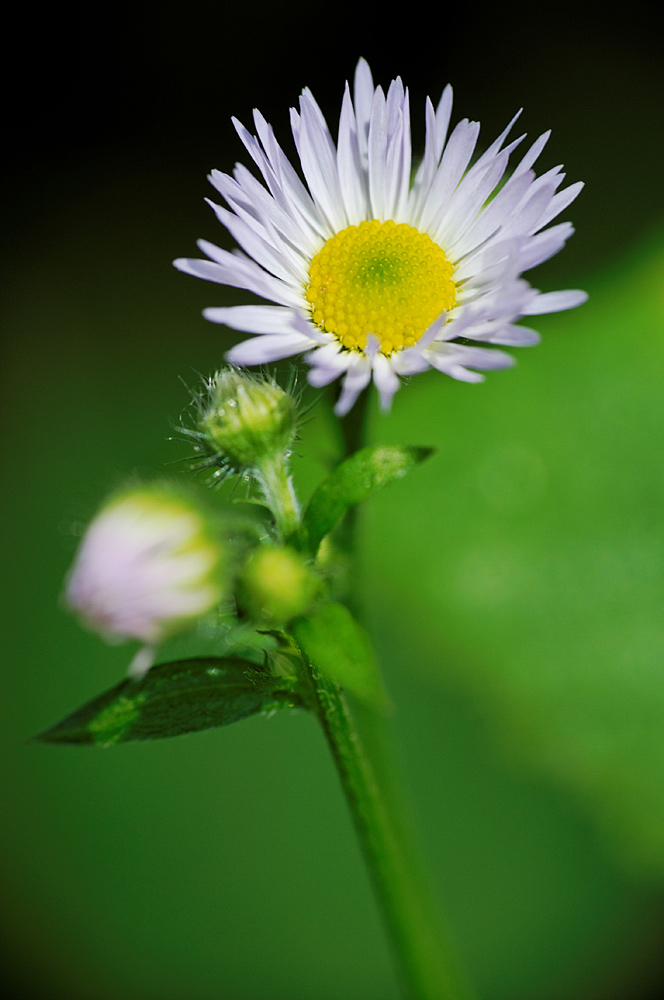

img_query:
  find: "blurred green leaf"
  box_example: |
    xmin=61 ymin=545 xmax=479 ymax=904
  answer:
xmin=367 ymin=232 xmax=664 ymax=877
xmin=34 ymin=657 xmax=304 ymax=746
xmin=293 ymin=602 xmax=386 ymax=707
xmin=300 ymin=444 xmax=434 ymax=553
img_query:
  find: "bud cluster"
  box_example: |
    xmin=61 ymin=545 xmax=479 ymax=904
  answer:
xmin=65 ymin=369 xmax=322 ymax=677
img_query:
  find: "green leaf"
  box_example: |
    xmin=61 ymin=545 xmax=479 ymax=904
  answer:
xmin=292 ymin=603 xmax=386 ymax=707
xmin=34 ymin=657 xmax=304 ymax=747
xmin=300 ymin=444 xmax=434 ymax=553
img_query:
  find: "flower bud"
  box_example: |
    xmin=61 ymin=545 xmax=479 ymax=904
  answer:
xmin=199 ymin=368 xmax=297 ymax=471
xmin=237 ymin=544 xmax=318 ymax=627
xmin=66 ymin=483 xmax=226 ymax=652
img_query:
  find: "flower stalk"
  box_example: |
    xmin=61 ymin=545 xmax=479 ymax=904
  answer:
xmin=254 ymin=451 xmax=300 ymax=541
xmin=302 ymin=655 xmax=474 ymax=1000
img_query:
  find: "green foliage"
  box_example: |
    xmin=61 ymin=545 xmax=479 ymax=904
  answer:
xmin=300 ymin=444 xmax=434 ymax=554
xmin=293 ymin=602 xmax=386 ymax=707
xmin=367 ymin=233 xmax=664 ymax=877
xmin=34 ymin=657 xmax=303 ymax=746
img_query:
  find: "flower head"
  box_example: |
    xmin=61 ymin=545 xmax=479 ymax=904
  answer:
xmin=66 ymin=484 xmax=226 ymax=671
xmin=175 ymin=59 xmax=587 ymax=415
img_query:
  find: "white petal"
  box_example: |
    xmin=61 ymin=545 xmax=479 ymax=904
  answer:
xmin=413 ymin=94 xmax=446 ymax=181
xmin=409 ymin=98 xmax=441 ymax=223
xmin=226 ymin=332 xmax=315 ymax=365
xmin=434 ymin=85 xmax=454 ymax=160
xmin=448 ymin=366 xmax=486 ymax=382
xmin=443 ymin=156 xmax=524 ymax=253
xmin=334 ymin=356 xmax=372 ymax=415
xmin=368 ymin=85 xmax=388 ymax=219
xmin=417 ymin=311 xmax=449 ymax=349
xmin=385 ymin=79 xmax=411 ymax=218
xmin=418 ymin=119 xmax=481 ymax=234
xmin=305 ymin=340 xmax=347 ymax=369
xmin=202 ymin=305 xmax=298 ymax=333
xmin=534 ymin=181 xmax=584 ymax=232
xmin=477 ymin=168 xmax=538 ymax=237
xmin=353 ymin=58 xmax=375 ymax=167
xmin=429 ymin=343 xmax=515 ymax=376
xmin=392 ymin=347 xmax=431 ymax=376
xmin=306 ymin=344 xmax=351 ymax=387
xmin=213 ymin=165 xmax=319 ymax=260
xmin=297 ymin=91 xmax=346 ymax=232
xmin=371 ymin=353 xmax=401 ymax=411
xmin=181 ymin=241 xmax=302 ymax=307
xmin=205 ymin=200 xmax=303 ymax=284
xmin=467 ymin=322 xmax=541 ymax=346
xmin=522 ymin=289 xmax=588 ymax=314
xmin=472 ymin=110 xmax=522 ymax=171
xmin=456 ymin=236 xmax=522 ymax=288
xmin=519 ymin=222 xmax=575 ymax=270
xmin=308 ymin=367 xmax=343 ymax=389
xmin=440 ymin=308 xmax=491 ymax=343
xmin=337 ymin=84 xmax=368 ymax=223
xmin=497 ymin=179 xmax=561 ymax=241
xmin=512 ymin=131 xmax=550 ymax=176
xmin=440 ymin=364 xmax=485 ymax=383
xmin=451 ymin=345 xmax=515 ymax=370
xmin=174 ymin=256 xmax=230 ymax=284
xmin=239 ymin=112 xmax=328 ymax=241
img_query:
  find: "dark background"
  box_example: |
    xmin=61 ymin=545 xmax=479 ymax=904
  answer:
xmin=6 ymin=2 xmax=664 ymax=266
xmin=3 ymin=2 xmax=664 ymax=998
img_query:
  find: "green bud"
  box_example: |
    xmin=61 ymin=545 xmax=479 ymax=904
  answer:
xmin=237 ymin=544 xmax=319 ymax=627
xmin=199 ymin=368 xmax=297 ymax=471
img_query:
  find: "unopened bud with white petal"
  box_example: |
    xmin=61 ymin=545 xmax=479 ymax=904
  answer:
xmin=65 ymin=483 xmax=227 ymax=675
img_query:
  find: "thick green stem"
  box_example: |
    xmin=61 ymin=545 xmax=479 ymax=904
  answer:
xmin=305 ymin=660 xmax=474 ymax=1000
xmin=314 ymin=383 xmax=472 ymax=997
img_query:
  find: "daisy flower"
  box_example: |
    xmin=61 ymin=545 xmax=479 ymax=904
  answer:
xmin=174 ymin=59 xmax=586 ymax=415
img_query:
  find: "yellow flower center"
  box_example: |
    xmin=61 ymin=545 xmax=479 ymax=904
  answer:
xmin=305 ymin=220 xmax=456 ymax=356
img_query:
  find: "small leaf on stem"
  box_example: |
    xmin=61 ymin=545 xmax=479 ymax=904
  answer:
xmin=292 ymin=603 xmax=387 ymax=707
xmin=300 ymin=444 xmax=434 ymax=554
xmin=33 ymin=657 xmax=303 ymax=747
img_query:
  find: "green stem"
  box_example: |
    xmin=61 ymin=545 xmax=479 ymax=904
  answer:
xmin=305 ymin=660 xmax=474 ymax=1000
xmin=255 ymin=452 xmax=300 ymax=541
xmin=333 ymin=385 xmax=372 ymax=613
xmin=317 ymin=383 xmax=472 ymax=996
xmin=338 ymin=382 xmax=371 ymax=461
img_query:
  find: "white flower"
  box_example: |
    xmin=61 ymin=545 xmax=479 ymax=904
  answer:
xmin=66 ymin=484 xmax=226 ymax=675
xmin=175 ymin=59 xmax=587 ymax=415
